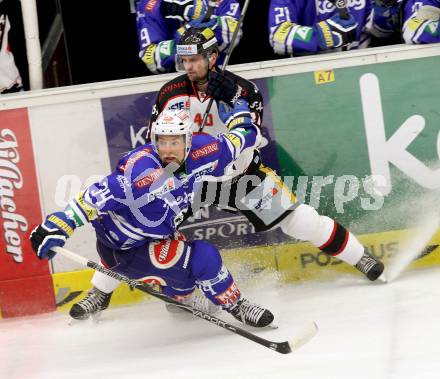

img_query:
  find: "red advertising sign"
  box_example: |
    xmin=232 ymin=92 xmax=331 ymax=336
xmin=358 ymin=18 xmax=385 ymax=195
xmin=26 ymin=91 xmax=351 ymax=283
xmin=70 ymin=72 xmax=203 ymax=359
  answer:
xmin=0 ymin=108 xmax=55 ymax=317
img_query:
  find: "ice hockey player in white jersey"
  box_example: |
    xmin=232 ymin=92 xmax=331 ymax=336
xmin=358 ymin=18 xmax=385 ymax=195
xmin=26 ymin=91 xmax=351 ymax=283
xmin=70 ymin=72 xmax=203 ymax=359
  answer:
xmin=77 ymin=25 xmax=386 ymax=321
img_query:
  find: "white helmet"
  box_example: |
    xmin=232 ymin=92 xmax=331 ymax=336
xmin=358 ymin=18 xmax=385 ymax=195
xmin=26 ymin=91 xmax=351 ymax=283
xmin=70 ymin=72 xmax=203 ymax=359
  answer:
xmin=151 ymin=109 xmax=193 ymax=161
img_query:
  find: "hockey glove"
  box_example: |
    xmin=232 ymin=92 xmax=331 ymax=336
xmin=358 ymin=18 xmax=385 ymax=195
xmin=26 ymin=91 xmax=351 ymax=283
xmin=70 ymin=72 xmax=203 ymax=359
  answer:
xmin=206 ymin=70 xmax=242 ymax=107
xmin=161 ymin=0 xmax=207 ymax=23
xmin=218 ymin=99 xmax=253 ymax=130
xmin=30 ymin=212 xmax=76 ymax=260
xmin=188 ymin=15 xmax=218 ymax=29
xmin=316 ymin=13 xmax=358 ymax=50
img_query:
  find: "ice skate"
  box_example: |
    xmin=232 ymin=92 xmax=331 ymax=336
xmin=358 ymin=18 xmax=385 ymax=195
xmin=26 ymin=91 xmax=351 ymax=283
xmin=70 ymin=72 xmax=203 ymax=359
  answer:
xmin=69 ymin=287 xmax=112 ymax=321
xmin=227 ymin=298 xmax=274 ymax=328
xmin=355 ymin=250 xmax=385 ymax=281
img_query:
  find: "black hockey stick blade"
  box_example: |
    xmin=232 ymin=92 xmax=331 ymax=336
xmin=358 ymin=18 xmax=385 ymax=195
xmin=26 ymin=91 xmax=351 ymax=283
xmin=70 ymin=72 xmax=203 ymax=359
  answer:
xmin=52 ymin=246 xmax=318 ymax=354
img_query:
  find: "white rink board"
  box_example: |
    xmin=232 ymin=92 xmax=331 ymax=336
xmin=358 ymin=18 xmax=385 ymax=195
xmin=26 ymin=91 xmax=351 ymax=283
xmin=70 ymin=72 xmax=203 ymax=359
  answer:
xmin=28 ymin=100 xmax=111 ymax=273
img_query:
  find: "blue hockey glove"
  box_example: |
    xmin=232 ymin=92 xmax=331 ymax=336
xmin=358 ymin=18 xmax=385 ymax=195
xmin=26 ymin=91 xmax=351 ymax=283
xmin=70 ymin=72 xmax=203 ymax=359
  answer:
xmin=30 ymin=212 xmax=75 ymax=260
xmin=161 ymin=0 xmax=207 ymax=22
xmin=207 ymin=71 xmax=242 ymax=107
xmin=188 ymin=16 xmax=218 ymax=29
xmin=316 ymin=13 xmax=358 ymax=50
xmin=218 ymin=99 xmax=253 ymax=129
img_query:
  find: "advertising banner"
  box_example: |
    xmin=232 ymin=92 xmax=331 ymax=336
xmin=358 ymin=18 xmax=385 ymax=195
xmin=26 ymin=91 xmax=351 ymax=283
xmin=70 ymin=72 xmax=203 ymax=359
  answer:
xmin=101 ymin=59 xmax=440 ymax=248
xmin=101 ymin=79 xmax=292 ymax=249
xmin=269 ymin=56 xmax=440 ymax=234
xmin=0 ymin=108 xmax=55 ymax=317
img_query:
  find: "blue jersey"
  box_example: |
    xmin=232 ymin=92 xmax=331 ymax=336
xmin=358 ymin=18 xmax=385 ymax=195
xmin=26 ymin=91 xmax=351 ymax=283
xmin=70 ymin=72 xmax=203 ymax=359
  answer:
xmin=136 ymin=0 xmax=241 ymax=74
xmin=268 ymin=0 xmax=372 ymax=55
xmin=64 ymin=127 xmax=259 ymax=250
xmin=402 ymin=0 xmax=440 ymax=44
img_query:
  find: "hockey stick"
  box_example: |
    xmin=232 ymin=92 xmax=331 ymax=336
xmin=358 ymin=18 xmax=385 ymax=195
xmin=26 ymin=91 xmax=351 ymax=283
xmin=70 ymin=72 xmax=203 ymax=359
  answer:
xmin=333 ymin=0 xmax=349 ymax=19
xmin=329 ymin=0 xmax=350 ymax=51
xmin=198 ymin=0 xmax=251 ymax=132
xmin=204 ymin=1 xmax=217 ymax=21
xmin=52 ymin=246 xmax=318 ymax=354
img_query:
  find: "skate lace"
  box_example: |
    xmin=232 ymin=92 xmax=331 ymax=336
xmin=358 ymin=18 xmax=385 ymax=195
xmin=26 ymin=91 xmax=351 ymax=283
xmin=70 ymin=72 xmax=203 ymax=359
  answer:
xmin=356 ymin=255 xmax=376 ymax=274
xmin=77 ymin=289 xmax=107 ymax=314
xmin=237 ymin=300 xmax=265 ymax=325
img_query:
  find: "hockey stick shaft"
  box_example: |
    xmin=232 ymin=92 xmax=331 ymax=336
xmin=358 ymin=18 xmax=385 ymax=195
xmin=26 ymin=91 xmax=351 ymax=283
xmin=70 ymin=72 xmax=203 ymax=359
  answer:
xmin=204 ymin=1 xmax=217 ymax=21
xmin=334 ymin=0 xmax=349 ymax=19
xmin=199 ymin=0 xmax=251 ymax=132
xmin=52 ymin=246 xmax=316 ymax=354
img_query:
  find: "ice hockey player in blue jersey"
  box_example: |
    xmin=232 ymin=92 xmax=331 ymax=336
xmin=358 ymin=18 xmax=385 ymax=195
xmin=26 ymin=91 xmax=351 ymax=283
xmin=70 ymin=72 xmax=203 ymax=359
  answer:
xmin=29 ymin=102 xmax=275 ymax=328
xmin=136 ymin=0 xmax=242 ymax=73
xmin=268 ymin=0 xmax=372 ymax=55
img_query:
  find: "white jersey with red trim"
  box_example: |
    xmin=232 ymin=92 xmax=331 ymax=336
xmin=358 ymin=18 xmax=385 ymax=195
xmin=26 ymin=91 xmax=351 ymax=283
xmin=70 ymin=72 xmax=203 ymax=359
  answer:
xmin=150 ymin=70 xmax=264 ymax=177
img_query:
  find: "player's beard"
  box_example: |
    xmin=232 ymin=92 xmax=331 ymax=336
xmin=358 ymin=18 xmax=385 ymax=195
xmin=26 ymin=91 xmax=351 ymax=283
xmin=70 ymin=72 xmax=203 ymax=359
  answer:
xmin=163 ymin=156 xmax=183 ymax=166
xmin=189 ymin=71 xmax=208 ymax=83
xmin=188 ymin=61 xmax=209 ymax=84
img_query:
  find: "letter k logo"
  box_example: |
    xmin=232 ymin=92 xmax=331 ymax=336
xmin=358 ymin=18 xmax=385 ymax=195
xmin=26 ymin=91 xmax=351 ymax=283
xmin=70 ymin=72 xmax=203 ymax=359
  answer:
xmin=360 ymin=73 xmax=440 ymax=196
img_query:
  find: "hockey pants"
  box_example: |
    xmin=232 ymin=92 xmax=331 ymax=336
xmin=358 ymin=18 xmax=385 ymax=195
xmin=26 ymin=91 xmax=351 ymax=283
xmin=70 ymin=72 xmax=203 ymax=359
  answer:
xmin=91 ymin=238 xmax=240 ymax=309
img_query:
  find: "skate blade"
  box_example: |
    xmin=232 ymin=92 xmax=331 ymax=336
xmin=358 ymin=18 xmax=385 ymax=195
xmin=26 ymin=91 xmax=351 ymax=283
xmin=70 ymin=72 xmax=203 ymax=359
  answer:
xmin=377 ymin=273 xmax=388 ymax=283
xmin=68 ymin=311 xmax=103 ymax=326
xmin=68 ymin=317 xmax=85 ymax=326
xmin=265 ymin=323 xmax=279 ymax=330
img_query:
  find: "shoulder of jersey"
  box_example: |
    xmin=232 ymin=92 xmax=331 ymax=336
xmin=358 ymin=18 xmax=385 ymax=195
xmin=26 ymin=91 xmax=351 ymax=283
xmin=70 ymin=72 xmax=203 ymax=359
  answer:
xmin=116 ymin=143 xmax=160 ymax=177
xmin=157 ymin=74 xmax=192 ymax=103
xmin=189 ymin=134 xmax=222 ymax=162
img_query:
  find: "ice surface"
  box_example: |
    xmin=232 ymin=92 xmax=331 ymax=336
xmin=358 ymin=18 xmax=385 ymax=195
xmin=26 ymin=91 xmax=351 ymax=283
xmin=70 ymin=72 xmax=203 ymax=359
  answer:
xmin=1 ymin=267 xmax=440 ymax=379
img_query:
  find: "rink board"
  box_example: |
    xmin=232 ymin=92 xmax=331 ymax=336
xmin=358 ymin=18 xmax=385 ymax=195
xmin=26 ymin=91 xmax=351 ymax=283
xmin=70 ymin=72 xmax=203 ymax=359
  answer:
xmin=52 ymin=227 xmax=440 ymax=313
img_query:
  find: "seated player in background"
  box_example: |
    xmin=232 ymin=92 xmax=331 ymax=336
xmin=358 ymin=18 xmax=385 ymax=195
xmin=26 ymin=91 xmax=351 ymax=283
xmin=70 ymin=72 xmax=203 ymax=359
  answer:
xmin=401 ymin=0 xmax=440 ymax=44
xmin=136 ymin=0 xmax=242 ymax=74
xmin=364 ymin=0 xmax=440 ymax=46
xmin=268 ymin=0 xmax=371 ymax=56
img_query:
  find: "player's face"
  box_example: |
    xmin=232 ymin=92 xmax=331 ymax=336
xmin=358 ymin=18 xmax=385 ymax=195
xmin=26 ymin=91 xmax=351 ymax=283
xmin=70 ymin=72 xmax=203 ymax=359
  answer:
xmin=181 ymin=54 xmax=209 ymax=82
xmin=156 ymin=135 xmax=186 ymax=165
